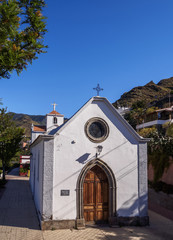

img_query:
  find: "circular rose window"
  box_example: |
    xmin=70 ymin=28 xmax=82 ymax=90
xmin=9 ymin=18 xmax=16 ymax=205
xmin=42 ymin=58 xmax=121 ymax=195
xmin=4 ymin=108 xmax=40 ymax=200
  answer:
xmin=85 ymin=118 xmax=109 ymax=143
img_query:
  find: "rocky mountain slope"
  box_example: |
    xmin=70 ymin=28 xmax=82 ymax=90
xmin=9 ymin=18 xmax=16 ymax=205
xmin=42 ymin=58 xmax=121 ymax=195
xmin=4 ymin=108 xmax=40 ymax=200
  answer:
xmin=113 ymin=77 xmax=173 ymax=108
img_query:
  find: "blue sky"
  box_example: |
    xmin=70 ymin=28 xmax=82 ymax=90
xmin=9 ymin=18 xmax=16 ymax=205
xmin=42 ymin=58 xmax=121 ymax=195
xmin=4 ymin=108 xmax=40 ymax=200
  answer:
xmin=1 ymin=0 xmax=173 ymax=118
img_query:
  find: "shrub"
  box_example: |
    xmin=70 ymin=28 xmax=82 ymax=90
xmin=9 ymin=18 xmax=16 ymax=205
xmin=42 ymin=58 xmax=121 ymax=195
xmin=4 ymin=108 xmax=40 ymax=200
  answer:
xmin=138 ymin=127 xmax=156 ymax=138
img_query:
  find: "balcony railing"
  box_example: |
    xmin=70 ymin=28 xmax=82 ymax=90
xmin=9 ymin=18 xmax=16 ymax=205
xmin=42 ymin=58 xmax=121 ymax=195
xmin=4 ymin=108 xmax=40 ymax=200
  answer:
xmin=136 ymin=119 xmax=173 ymax=130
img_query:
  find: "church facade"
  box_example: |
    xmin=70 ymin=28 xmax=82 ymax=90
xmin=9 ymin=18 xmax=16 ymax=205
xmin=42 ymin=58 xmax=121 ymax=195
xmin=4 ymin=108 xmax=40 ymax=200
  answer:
xmin=30 ymin=96 xmax=149 ymax=230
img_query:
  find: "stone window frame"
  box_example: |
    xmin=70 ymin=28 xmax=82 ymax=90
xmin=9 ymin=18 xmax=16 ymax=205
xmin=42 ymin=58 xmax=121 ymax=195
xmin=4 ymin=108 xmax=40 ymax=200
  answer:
xmin=84 ymin=117 xmax=109 ymax=143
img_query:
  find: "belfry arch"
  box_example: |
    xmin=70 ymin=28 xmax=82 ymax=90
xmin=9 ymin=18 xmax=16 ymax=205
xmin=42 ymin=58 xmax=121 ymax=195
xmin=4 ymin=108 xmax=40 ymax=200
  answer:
xmin=76 ymin=159 xmax=117 ymax=228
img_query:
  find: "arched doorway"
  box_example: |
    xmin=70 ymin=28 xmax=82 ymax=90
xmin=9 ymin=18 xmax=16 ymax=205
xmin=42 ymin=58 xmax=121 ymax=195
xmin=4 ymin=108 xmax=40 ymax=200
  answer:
xmin=83 ymin=165 xmax=109 ymax=223
xmin=76 ymin=159 xmax=117 ymax=228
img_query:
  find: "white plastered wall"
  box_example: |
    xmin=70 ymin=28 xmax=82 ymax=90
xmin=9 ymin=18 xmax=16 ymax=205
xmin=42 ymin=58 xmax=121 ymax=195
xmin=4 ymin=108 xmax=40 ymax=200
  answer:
xmin=31 ymin=131 xmax=44 ymax=143
xmin=52 ymin=100 xmax=143 ymax=220
xmin=46 ymin=114 xmax=64 ymax=130
xmin=30 ymin=140 xmax=44 ymax=221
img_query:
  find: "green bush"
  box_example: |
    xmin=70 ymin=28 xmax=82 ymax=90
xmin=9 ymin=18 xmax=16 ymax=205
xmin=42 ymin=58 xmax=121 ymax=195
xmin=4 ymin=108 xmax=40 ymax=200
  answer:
xmin=20 ymin=168 xmax=27 ymax=173
xmin=166 ymin=123 xmax=173 ymax=137
xmin=146 ymin=107 xmax=158 ymax=114
xmin=138 ymin=127 xmax=156 ymax=138
xmin=148 ymin=130 xmax=173 ymax=182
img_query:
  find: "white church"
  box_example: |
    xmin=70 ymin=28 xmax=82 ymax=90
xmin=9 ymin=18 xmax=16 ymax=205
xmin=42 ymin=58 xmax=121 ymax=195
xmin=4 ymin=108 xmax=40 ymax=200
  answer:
xmin=30 ymin=95 xmax=149 ymax=230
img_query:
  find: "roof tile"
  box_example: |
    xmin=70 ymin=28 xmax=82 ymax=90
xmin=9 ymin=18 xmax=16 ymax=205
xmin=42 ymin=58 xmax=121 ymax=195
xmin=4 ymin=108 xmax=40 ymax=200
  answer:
xmin=49 ymin=110 xmax=61 ymax=115
xmin=33 ymin=125 xmax=46 ymax=132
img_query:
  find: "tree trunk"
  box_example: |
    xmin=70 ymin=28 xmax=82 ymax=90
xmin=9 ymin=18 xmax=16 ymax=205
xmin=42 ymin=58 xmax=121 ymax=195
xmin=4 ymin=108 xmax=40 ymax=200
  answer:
xmin=2 ymin=161 xmax=6 ymax=181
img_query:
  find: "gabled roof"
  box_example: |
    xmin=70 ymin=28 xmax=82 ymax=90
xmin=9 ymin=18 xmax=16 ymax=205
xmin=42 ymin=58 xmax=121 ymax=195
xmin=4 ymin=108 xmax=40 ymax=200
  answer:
xmin=31 ymin=96 xmax=149 ymax=146
xmin=53 ymin=96 xmax=149 ymax=142
xmin=33 ymin=125 xmax=46 ymax=132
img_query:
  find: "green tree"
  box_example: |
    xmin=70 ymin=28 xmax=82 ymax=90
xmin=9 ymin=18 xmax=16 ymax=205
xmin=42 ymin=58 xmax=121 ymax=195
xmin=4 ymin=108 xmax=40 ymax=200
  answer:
xmin=165 ymin=123 xmax=173 ymax=137
xmin=147 ymin=130 xmax=173 ymax=182
xmin=0 ymin=108 xmax=24 ymax=180
xmin=124 ymin=100 xmax=147 ymax=129
xmin=0 ymin=0 xmax=47 ymax=79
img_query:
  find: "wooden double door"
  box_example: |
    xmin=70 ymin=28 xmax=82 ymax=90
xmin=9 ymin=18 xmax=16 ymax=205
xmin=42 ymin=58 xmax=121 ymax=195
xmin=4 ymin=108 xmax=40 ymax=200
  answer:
xmin=83 ymin=165 xmax=109 ymax=223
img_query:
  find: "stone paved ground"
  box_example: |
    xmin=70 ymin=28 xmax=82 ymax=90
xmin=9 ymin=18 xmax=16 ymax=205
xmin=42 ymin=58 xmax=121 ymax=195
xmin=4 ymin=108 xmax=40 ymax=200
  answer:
xmin=0 ymin=168 xmax=173 ymax=240
xmin=148 ymin=188 xmax=173 ymax=221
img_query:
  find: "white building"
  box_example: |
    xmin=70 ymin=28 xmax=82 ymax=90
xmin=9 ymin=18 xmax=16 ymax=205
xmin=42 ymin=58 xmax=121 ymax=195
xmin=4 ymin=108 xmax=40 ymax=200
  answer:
xmin=30 ymin=97 xmax=149 ymax=230
xmin=136 ymin=106 xmax=173 ymax=130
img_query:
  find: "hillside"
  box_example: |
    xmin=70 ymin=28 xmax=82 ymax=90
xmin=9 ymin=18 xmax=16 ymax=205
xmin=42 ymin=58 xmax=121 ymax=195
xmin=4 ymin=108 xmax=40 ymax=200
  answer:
xmin=12 ymin=113 xmax=46 ymax=138
xmin=12 ymin=113 xmax=68 ymax=138
xmin=158 ymin=77 xmax=173 ymax=89
xmin=113 ymin=77 xmax=173 ymax=108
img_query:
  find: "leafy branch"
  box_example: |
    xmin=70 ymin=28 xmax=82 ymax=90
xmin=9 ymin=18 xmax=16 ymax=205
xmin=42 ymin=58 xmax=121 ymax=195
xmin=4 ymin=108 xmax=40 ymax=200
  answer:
xmin=0 ymin=0 xmax=47 ymax=79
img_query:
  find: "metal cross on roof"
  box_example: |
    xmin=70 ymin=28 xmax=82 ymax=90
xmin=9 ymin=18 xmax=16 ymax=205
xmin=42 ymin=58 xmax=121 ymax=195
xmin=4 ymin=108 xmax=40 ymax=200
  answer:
xmin=51 ymin=103 xmax=57 ymax=111
xmin=93 ymin=84 xmax=103 ymax=96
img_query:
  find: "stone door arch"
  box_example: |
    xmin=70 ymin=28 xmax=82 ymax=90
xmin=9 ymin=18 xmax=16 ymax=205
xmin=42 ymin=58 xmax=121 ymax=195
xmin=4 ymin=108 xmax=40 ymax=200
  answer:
xmin=76 ymin=159 xmax=117 ymax=228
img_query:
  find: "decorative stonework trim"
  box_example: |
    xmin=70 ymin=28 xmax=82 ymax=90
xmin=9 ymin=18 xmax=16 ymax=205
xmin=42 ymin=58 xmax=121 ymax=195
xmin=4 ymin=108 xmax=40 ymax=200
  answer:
xmin=76 ymin=159 xmax=117 ymax=224
xmin=40 ymin=216 xmax=149 ymax=230
xmin=41 ymin=219 xmax=76 ymax=230
xmin=76 ymin=216 xmax=149 ymax=229
xmin=76 ymin=218 xmax=85 ymax=229
xmin=84 ymin=117 xmax=109 ymax=143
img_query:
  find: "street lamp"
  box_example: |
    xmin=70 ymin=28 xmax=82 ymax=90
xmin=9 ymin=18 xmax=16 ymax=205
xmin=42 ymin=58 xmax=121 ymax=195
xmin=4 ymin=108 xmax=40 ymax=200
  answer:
xmin=96 ymin=145 xmax=103 ymax=158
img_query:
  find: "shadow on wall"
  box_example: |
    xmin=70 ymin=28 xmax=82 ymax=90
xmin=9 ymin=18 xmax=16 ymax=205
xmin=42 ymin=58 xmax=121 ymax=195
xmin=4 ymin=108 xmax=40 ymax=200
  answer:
xmin=53 ymin=141 xmax=133 ymax=195
xmin=76 ymin=153 xmax=91 ymax=164
xmin=75 ymin=140 xmax=129 ymax=165
xmin=45 ymin=143 xmax=140 ymax=197
xmin=118 ymin=193 xmax=148 ymax=218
